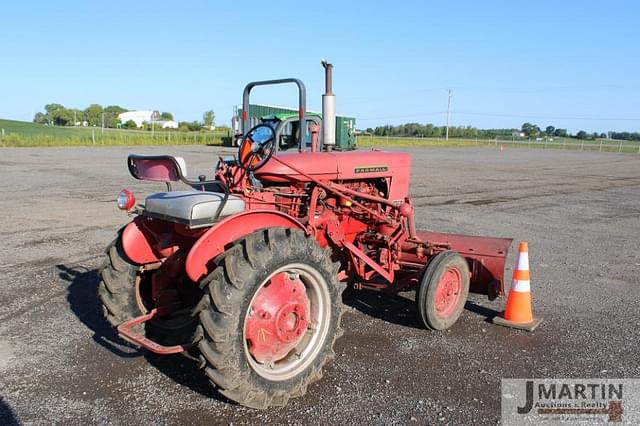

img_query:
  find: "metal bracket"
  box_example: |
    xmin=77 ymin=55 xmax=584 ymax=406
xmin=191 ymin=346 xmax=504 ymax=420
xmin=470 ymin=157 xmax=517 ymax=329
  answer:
xmin=342 ymin=240 xmax=394 ymax=283
xmin=116 ymin=308 xmax=189 ymax=355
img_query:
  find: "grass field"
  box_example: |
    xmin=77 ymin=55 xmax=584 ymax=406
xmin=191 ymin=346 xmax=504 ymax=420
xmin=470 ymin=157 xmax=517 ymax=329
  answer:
xmin=2 ymin=118 xmax=639 ymax=153
xmin=0 ymin=119 xmax=227 ymax=147
xmin=357 ymin=135 xmax=640 ymax=153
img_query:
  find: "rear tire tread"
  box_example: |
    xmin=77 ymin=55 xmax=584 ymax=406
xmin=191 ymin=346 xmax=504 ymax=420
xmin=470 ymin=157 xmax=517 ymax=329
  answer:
xmin=196 ymin=228 xmax=345 ymax=409
xmin=98 ymin=234 xmax=198 ymax=345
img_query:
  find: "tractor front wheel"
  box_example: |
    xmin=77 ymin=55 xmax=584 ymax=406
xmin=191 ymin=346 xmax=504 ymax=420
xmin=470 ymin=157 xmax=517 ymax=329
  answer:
xmin=196 ymin=228 xmax=345 ymax=408
xmin=417 ymin=250 xmax=470 ymax=330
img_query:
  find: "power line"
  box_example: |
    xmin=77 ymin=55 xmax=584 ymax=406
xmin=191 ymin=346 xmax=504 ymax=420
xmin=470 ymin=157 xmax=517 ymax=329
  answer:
xmin=355 ymin=109 xmax=640 ymax=123
xmin=339 ymin=85 xmax=640 ymax=107
xmin=449 ymin=84 xmax=640 ymax=93
xmin=454 ymin=111 xmax=640 ymax=121
xmin=340 ymin=87 xmax=449 ymax=106
xmin=357 ymin=111 xmax=446 ymax=121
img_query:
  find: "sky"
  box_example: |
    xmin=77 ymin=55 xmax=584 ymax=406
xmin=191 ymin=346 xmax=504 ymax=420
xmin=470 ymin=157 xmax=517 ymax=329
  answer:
xmin=1 ymin=1 xmax=639 ymax=133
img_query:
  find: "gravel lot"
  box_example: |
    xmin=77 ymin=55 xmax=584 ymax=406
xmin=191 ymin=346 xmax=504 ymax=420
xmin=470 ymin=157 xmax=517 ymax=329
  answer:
xmin=1 ymin=145 xmax=639 ymax=425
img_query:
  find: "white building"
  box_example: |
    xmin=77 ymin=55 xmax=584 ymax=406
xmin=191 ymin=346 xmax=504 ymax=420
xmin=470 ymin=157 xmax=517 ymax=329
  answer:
xmin=157 ymin=120 xmax=178 ymax=129
xmin=118 ymin=110 xmax=160 ymax=128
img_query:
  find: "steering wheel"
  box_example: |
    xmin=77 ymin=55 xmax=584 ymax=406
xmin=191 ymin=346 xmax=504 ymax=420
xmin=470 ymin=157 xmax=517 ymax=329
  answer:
xmin=238 ymin=123 xmax=276 ymax=172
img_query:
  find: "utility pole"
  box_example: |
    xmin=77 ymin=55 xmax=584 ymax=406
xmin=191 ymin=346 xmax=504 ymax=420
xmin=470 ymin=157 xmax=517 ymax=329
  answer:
xmin=445 ymin=88 xmax=453 ymax=141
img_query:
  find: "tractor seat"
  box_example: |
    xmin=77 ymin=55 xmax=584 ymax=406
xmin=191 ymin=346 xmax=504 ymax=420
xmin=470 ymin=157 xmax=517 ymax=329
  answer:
xmin=144 ymin=191 xmax=245 ymax=228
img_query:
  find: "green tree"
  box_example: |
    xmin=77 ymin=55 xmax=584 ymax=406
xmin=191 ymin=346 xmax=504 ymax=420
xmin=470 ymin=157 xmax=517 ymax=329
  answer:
xmin=367 ymin=122 xmax=518 ymax=139
xmin=84 ymin=104 xmax=103 ymax=126
xmin=44 ymin=103 xmax=64 ymax=117
xmin=521 ymin=122 xmax=541 ymax=137
xmin=69 ymin=109 xmax=85 ymax=125
xmin=554 ymin=128 xmax=568 ymax=137
xmin=104 ymin=105 xmax=127 ymax=128
xmin=44 ymin=103 xmax=73 ymax=126
xmin=544 ymin=125 xmax=555 ymax=136
xmin=575 ymin=130 xmax=588 ymax=140
xmin=123 ymin=119 xmax=138 ymax=129
xmin=203 ymin=110 xmax=215 ymax=128
xmin=160 ymin=111 xmax=174 ymax=121
xmin=33 ymin=112 xmax=47 ymax=124
xmin=178 ymin=121 xmax=202 ymax=131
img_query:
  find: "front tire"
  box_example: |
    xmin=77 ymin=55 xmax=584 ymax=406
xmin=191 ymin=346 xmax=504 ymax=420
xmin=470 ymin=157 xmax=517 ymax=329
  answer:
xmin=417 ymin=251 xmax=470 ymax=330
xmin=196 ymin=228 xmax=345 ymax=408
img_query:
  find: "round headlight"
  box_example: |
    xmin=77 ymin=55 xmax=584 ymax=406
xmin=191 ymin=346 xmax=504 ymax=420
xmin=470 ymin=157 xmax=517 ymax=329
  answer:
xmin=117 ymin=189 xmax=136 ymax=210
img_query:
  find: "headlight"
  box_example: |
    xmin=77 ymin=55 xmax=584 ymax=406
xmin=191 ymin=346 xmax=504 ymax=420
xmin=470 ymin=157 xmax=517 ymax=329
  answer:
xmin=117 ymin=189 xmax=136 ymax=210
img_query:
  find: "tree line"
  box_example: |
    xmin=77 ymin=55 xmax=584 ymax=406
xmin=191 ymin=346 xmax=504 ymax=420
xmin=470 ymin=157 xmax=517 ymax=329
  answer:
xmin=365 ymin=123 xmax=517 ymax=139
xmin=33 ymin=104 xmax=216 ymax=132
xmin=520 ymin=123 xmax=640 ymax=140
xmin=365 ymin=122 xmax=638 ymax=141
xmin=608 ymin=131 xmax=640 ymax=141
xmin=34 ymin=104 xmax=133 ymax=128
xmin=365 ymin=122 xmax=567 ymax=139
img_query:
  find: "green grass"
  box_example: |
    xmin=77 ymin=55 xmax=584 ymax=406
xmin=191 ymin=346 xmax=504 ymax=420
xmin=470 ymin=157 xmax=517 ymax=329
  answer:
xmin=357 ymin=135 xmax=640 ymax=154
xmin=0 ymin=119 xmax=227 ymax=147
xmin=358 ymin=135 xmax=480 ymax=148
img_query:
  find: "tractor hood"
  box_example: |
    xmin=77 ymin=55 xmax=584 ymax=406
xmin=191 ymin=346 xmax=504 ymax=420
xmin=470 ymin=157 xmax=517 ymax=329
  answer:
xmin=255 ymin=150 xmax=411 ymax=201
xmin=256 ymin=149 xmax=409 ymax=187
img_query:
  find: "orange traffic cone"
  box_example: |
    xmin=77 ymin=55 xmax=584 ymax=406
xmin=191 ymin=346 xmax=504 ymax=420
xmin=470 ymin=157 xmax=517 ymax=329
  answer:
xmin=493 ymin=241 xmax=542 ymax=331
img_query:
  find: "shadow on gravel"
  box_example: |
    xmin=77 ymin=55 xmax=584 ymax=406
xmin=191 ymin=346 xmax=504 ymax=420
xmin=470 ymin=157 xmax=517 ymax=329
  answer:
xmin=57 ymin=264 xmax=228 ymax=403
xmin=343 ymin=287 xmax=501 ymax=327
xmin=145 ymin=354 xmax=223 ymax=401
xmin=464 ymin=300 xmax=501 ymax=324
xmin=0 ymin=396 xmax=19 ymax=426
xmin=342 ymin=287 xmax=424 ymax=329
xmin=56 ymin=264 xmax=142 ymax=358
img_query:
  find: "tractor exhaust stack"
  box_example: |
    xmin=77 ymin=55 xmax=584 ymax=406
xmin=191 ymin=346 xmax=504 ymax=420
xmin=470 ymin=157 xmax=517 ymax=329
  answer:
xmin=321 ymin=60 xmax=336 ymax=150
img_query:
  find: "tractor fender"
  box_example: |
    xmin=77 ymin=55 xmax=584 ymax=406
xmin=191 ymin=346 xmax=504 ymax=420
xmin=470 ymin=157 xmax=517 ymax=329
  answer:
xmin=121 ymin=216 xmax=166 ymax=265
xmin=185 ymin=210 xmax=307 ymax=282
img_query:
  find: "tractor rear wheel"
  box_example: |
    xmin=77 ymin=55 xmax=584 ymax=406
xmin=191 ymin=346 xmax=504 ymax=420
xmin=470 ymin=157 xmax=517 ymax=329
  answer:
xmin=196 ymin=228 xmax=345 ymax=408
xmin=417 ymin=250 xmax=470 ymax=331
xmin=98 ymin=235 xmax=199 ymax=346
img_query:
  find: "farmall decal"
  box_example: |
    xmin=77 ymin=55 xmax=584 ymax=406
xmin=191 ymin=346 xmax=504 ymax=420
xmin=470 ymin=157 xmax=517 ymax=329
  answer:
xmin=354 ymin=165 xmax=388 ymax=174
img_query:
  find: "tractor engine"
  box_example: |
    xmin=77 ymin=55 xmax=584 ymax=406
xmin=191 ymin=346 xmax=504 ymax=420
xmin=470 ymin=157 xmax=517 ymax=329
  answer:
xmin=247 ymin=149 xmax=413 ymax=274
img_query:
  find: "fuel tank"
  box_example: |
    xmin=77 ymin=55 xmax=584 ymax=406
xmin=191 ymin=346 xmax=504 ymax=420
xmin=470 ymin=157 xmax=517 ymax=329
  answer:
xmin=255 ymin=150 xmax=412 ymax=201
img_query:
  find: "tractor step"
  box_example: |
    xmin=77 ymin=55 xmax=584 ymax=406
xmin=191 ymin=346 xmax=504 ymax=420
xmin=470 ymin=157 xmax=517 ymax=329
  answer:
xmin=117 ymin=308 xmax=190 ymax=355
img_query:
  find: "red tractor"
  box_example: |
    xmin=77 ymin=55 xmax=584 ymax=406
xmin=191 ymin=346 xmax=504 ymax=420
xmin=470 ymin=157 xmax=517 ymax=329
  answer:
xmin=100 ymin=62 xmax=512 ymax=408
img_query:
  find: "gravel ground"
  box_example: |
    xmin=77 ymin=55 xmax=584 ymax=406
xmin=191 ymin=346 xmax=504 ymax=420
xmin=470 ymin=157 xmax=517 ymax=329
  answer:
xmin=0 ymin=145 xmax=639 ymax=425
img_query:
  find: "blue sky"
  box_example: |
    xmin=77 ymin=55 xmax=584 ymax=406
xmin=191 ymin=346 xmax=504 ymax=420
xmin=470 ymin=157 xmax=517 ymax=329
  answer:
xmin=1 ymin=1 xmax=638 ymax=133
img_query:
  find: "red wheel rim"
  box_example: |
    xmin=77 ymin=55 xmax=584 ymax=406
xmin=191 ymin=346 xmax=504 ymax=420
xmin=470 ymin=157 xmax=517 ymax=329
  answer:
xmin=245 ymin=272 xmax=310 ymax=364
xmin=434 ymin=267 xmax=462 ymax=318
xmin=242 ymin=263 xmax=331 ymax=381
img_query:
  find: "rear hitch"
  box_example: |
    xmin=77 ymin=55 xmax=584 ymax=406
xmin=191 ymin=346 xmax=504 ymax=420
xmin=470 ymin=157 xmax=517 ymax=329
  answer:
xmin=117 ymin=308 xmax=190 ymax=355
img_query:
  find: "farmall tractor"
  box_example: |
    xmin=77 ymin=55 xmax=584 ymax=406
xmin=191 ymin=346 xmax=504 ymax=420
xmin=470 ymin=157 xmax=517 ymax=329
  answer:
xmin=100 ymin=62 xmax=512 ymax=408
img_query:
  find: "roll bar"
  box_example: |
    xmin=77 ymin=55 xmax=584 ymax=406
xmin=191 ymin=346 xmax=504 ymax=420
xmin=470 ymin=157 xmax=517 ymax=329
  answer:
xmin=242 ymin=78 xmax=307 ymax=151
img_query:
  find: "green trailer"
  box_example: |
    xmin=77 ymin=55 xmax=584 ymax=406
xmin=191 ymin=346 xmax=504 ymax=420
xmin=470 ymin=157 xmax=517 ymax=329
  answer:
xmin=232 ymin=104 xmax=356 ymax=150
